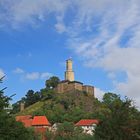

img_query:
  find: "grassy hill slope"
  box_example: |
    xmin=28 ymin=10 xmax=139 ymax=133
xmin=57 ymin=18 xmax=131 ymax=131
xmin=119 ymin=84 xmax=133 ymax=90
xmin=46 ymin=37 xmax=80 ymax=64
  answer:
xmin=17 ymin=90 xmax=102 ymax=123
xmin=17 ymin=101 xmax=44 ymax=115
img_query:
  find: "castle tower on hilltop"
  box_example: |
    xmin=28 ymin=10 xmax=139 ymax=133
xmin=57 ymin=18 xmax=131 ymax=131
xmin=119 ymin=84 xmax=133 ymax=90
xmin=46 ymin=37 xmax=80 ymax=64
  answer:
xmin=55 ymin=58 xmax=94 ymax=96
xmin=65 ymin=59 xmax=75 ymax=81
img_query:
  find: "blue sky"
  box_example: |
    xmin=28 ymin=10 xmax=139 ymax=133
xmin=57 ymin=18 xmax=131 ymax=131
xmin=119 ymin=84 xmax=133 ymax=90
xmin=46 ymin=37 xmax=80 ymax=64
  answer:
xmin=0 ymin=0 xmax=140 ymax=109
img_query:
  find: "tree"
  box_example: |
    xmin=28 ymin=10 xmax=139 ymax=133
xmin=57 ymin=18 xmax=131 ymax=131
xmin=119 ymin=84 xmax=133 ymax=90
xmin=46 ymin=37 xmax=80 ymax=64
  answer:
xmin=25 ymin=90 xmax=41 ymax=107
xmin=0 ymin=77 xmax=9 ymax=110
xmin=45 ymin=76 xmax=60 ymax=90
xmin=0 ymin=77 xmax=40 ymax=140
xmin=94 ymin=93 xmax=140 ymax=140
xmin=12 ymin=76 xmax=60 ymax=114
xmin=103 ymin=92 xmax=121 ymax=106
xmin=40 ymin=88 xmax=55 ymax=100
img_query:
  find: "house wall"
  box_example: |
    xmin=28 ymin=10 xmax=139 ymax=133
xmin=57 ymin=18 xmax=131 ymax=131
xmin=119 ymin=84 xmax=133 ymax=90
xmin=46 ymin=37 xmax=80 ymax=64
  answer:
xmin=34 ymin=126 xmax=52 ymax=131
xmin=81 ymin=124 xmax=97 ymax=135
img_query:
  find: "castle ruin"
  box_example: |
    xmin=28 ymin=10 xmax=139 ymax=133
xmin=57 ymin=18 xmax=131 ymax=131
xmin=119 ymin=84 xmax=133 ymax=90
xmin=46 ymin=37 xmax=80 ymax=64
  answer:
xmin=56 ymin=59 xmax=94 ymax=96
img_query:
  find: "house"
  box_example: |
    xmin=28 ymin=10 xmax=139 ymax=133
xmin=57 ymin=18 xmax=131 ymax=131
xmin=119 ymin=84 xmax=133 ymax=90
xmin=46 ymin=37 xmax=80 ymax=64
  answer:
xmin=16 ymin=115 xmax=51 ymax=140
xmin=21 ymin=119 xmax=33 ymax=127
xmin=32 ymin=116 xmax=51 ymax=140
xmin=16 ymin=115 xmax=32 ymax=127
xmin=32 ymin=116 xmax=51 ymax=127
xmin=16 ymin=115 xmax=51 ymax=128
xmin=75 ymin=119 xmax=99 ymax=135
xmin=16 ymin=115 xmax=51 ymax=132
xmin=32 ymin=116 xmax=51 ymax=129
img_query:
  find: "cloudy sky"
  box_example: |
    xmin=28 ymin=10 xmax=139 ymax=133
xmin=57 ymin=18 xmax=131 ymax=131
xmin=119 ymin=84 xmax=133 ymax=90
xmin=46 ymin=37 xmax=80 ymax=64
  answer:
xmin=0 ymin=0 xmax=140 ymax=109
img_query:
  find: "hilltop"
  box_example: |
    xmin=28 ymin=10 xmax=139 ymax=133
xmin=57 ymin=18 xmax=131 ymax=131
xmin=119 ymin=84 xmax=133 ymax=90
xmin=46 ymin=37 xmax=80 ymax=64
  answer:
xmin=16 ymin=90 xmax=101 ymax=124
xmin=15 ymin=59 xmax=98 ymax=123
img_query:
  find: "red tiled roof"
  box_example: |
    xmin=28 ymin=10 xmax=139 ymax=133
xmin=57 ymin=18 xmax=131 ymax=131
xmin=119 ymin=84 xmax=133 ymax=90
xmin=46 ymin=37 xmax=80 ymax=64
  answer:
xmin=75 ymin=119 xmax=99 ymax=126
xmin=16 ymin=115 xmax=32 ymax=121
xmin=32 ymin=116 xmax=51 ymax=126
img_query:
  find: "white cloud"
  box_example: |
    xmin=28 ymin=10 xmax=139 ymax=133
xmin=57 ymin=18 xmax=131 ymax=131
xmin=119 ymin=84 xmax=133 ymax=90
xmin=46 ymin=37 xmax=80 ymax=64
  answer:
xmin=13 ymin=68 xmax=53 ymax=80
xmin=0 ymin=0 xmax=70 ymax=29
xmin=25 ymin=72 xmax=53 ymax=80
xmin=25 ymin=72 xmax=40 ymax=80
xmin=41 ymin=72 xmax=53 ymax=79
xmin=13 ymin=68 xmax=24 ymax=74
xmin=23 ymin=71 xmax=53 ymax=80
xmin=0 ymin=69 xmax=5 ymax=78
xmin=107 ymin=72 xmax=116 ymax=80
xmin=95 ymin=87 xmax=105 ymax=101
xmin=67 ymin=0 xmax=140 ymax=108
xmin=55 ymin=23 xmax=66 ymax=33
xmin=116 ymin=72 xmax=140 ymax=109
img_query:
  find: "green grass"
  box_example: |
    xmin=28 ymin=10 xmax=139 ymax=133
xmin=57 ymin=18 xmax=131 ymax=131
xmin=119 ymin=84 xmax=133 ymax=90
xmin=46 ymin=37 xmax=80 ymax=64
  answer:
xmin=16 ymin=101 xmax=44 ymax=115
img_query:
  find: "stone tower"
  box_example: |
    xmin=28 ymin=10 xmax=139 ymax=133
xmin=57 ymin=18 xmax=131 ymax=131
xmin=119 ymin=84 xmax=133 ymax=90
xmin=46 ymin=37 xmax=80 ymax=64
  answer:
xmin=65 ymin=59 xmax=74 ymax=81
xmin=20 ymin=102 xmax=25 ymax=112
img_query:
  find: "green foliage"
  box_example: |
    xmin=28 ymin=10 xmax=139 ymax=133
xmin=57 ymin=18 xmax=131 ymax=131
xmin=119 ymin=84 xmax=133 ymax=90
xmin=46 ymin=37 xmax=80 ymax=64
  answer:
xmin=17 ymin=101 xmax=44 ymax=116
xmin=12 ymin=90 xmax=41 ymax=113
xmin=0 ymin=79 xmax=9 ymax=111
xmin=103 ymin=92 xmax=121 ymax=106
xmin=0 ymin=77 xmax=40 ymax=140
xmin=0 ymin=117 xmax=36 ymax=140
xmin=94 ymin=93 xmax=140 ymax=140
xmin=25 ymin=90 xmax=41 ymax=107
xmin=32 ymin=91 xmax=99 ymax=123
xmin=41 ymin=89 xmax=55 ymax=100
xmin=45 ymin=76 xmax=60 ymax=89
xmin=12 ymin=76 xmax=59 ymax=113
xmin=17 ymin=90 xmax=101 ymax=125
xmin=11 ymin=101 xmax=20 ymax=114
xmin=46 ymin=122 xmax=94 ymax=140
